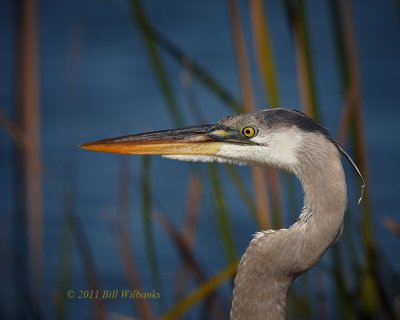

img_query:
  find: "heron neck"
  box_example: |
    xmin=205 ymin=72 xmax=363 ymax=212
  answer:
xmin=297 ymin=147 xmax=347 ymax=241
xmin=231 ymin=147 xmax=347 ymax=320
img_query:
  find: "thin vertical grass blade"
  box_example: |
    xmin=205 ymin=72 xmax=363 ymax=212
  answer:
xmin=209 ymin=164 xmax=237 ymax=263
xmin=53 ymin=163 xmax=75 ymax=320
xmin=226 ymin=0 xmax=271 ymax=229
xmin=67 ymin=201 xmax=106 ymax=319
xmin=249 ymin=0 xmax=280 ymax=107
xmin=130 ymin=0 xmax=183 ymax=127
xmin=222 ymin=165 xmax=256 ymax=217
xmin=284 ymin=0 xmax=320 ymax=120
xmin=109 ymin=221 xmax=156 ymax=319
xmin=161 ymin=262 xmax=237 ymax=320
xmin=155 ymin=210 xmax=227 ymax=319
xmin=329 ymin=1 xmax=349 ymax=92
xmin=174 ymin=175 xmax=203 ymax=298
xmin=331 ymin=246 xmax=355 ymax=319
xmin=53 ymin=215 xmax=72 ymax=320
xmin=140 ymin=156 xmax=164 ymax=304
xmin=315 ymin=267 xmax=328 ymax=319
xmin=295 ymin=273 xmax=313 ymax=318
xmin=114 ymin=157 xmax=156 ymax=318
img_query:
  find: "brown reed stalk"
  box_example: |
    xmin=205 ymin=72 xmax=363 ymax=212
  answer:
xmin=226 ymin=0 xmax=271 ymax=229
xmin=110 ymin=221 xmax=156 ymax=319
xmin=336 ymin=0 xmax=365 ymax=152
xmin=17 ymin=0 xmax=43 ymax=302
xmin=250 ymin=0 xmax=284 ymax=228
xmin=113 ymin=157 xmax=156 ymax=319
xmin=383 ymin=219 xmax=400 ymax=239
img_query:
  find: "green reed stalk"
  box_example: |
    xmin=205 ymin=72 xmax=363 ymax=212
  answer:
xmin=140 ymin=156 xmax=164 ymax=303
xmin=284 ymin=0 xmax=320 ymax=120
xmin=209 ymin=164 xmax=237 ymax=263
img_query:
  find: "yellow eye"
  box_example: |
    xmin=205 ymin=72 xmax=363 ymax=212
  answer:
xmin=241 ymin=126 xmax=256 ymax=138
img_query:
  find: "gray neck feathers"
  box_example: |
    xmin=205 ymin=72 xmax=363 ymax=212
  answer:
xmin=230 ymin=133 xmax=347 ymax=320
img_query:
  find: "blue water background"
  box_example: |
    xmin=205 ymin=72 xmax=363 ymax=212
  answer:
xmin=1 ymin=0 xmax=400 ymax=318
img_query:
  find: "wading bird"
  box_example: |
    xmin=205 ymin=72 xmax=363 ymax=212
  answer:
xmin=81 ymin=108 xmax=364 ymax=320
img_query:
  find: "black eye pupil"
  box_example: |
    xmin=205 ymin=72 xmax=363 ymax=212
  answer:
xmin=246 ymin=130 xmax=250 ymax=134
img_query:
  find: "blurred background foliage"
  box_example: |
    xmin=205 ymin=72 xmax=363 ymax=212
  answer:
xmin=1 ymin=0 xmax=400 ymax=319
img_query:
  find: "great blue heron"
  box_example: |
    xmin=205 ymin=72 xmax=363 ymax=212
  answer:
xmin=81 ymin=108 xmax=364 ymax=319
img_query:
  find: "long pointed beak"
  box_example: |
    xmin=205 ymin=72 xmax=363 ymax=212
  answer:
xmin=80 ymin=124 xmax=224 ymax=155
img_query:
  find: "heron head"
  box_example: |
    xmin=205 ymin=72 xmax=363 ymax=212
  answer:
xmin=80 ymin=108 xmax=330 ymax=171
